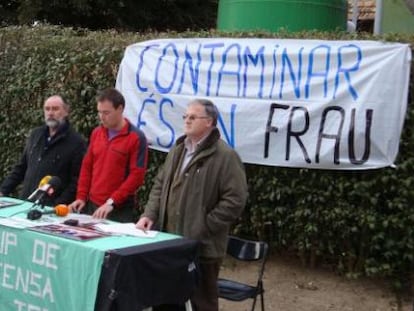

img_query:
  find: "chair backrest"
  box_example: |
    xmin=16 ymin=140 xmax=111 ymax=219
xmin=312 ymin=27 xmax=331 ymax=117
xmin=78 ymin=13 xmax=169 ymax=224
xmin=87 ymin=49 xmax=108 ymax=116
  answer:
xmin=225 ymin=236 xmax=269 ymax=290
xmin=226 ymin=236 xmax=268 ymax=262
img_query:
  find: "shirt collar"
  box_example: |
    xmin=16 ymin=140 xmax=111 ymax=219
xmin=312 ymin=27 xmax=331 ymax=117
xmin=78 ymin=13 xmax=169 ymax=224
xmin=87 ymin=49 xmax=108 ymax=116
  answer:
xmin=184 ymin=130 xmax=212 ymax=154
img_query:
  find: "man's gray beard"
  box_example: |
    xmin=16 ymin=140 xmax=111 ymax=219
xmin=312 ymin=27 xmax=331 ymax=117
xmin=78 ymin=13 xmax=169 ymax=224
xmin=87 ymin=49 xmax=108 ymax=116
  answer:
xmin=46 ymin=119 xmax=63 ymax=129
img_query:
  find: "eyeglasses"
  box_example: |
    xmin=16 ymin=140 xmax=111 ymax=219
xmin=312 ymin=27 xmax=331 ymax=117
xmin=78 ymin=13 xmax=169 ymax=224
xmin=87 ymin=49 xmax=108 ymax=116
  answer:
xmin=182 ymin=114 xmax=211 ymax=121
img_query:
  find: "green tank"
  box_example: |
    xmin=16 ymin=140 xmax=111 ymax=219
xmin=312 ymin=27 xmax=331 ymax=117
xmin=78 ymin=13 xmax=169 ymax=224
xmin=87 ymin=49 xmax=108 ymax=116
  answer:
xmin=217 ymin=0 xmax=348 ymax=32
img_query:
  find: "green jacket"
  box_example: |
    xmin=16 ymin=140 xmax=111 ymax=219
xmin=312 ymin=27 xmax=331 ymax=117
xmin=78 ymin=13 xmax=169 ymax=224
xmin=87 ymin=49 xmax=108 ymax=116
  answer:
xmin=143 ymin=128 xmax=248 ymax=258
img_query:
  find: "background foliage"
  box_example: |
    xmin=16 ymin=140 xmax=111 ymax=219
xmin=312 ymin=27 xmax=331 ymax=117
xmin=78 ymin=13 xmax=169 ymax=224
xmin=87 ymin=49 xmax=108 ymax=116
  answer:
xmin=0 ymin=0 xmax=218 ymax=31
xmin=0 ymin=26 xmax=413 ymax=292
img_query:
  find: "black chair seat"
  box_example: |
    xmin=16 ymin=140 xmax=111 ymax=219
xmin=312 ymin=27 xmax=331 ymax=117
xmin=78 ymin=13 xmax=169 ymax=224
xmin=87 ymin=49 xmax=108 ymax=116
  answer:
xmin=218 ymin=278 xmax=260 ymax=301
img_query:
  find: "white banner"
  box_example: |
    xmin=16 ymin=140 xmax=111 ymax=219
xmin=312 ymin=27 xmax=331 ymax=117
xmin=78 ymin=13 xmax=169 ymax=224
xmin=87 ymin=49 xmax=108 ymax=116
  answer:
xmin=116 ymin=38 xmax=411 ymax=169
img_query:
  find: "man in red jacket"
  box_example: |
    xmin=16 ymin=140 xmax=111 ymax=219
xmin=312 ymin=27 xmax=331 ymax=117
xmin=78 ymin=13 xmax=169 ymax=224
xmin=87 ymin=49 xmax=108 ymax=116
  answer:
xmin=70 ymin=88 xmax=148 ymax=222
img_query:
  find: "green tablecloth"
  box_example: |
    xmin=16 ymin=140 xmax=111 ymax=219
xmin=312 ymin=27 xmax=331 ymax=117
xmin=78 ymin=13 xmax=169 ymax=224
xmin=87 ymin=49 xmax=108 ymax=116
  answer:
xmin=0 ymin=198 xmax=180 ymax=311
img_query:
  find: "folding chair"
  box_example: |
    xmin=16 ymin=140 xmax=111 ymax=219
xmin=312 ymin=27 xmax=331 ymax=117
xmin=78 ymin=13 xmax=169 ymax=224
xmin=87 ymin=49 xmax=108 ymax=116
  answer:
xmin=218 ymin=236 xmax=269 ymax=311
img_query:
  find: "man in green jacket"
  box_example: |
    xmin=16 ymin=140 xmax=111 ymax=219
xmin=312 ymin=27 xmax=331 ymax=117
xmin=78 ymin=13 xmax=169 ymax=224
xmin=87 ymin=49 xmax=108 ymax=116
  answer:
xmin=136 ymin=99 xmax=248 ymax=311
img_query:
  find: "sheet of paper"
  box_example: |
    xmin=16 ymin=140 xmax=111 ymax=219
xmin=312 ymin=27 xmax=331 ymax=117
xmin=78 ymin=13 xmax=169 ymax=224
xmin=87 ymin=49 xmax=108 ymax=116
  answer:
xmin=94 ymin=223 xmax=158 ymax=238
xmin=0 ymin=213 xmax=104 ymax=229
xmin=58 ymin=213 xmax=108 ymax=225
xmin=0 ymin=216 xmax=56 ymax=229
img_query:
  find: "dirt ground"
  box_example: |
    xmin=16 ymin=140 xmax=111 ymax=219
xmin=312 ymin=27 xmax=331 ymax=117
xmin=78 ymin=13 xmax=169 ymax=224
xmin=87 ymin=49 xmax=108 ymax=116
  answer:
xmin=218 ymin=254 xmax=413 ymax=311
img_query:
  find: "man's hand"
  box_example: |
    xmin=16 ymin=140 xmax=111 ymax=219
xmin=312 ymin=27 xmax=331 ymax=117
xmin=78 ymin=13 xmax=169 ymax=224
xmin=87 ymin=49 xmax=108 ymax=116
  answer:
xmin=69 ymin=199 xmax=86 ymax=213
xmin=92 ymin=203 xmax=114 ymax=219
xmin=136 ymin=216 xmax=154 ymax=231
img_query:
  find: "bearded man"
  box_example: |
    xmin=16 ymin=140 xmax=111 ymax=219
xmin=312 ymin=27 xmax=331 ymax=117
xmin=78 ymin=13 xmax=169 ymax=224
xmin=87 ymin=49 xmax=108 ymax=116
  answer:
xmin=0 ymin=95 xmax=86 ymax=205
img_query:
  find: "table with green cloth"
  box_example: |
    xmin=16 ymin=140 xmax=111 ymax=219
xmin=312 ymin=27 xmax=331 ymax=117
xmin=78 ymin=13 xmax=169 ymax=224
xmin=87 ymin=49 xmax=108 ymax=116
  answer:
xmin=0 ymin=198 xmax=198 ymax=311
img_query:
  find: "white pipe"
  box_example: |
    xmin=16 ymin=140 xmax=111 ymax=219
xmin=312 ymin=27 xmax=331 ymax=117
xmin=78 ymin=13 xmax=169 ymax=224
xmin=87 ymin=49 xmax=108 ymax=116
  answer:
xmin=374 ymin=0 xmax=383 ymax=34
xmin=352 ymin=0 xmax=359 ymax=27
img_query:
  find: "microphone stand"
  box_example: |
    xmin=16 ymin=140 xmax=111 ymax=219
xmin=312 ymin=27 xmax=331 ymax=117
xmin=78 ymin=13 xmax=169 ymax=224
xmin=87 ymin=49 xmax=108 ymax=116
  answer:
xmin=27 ymin=196 xmax=47 ymax=220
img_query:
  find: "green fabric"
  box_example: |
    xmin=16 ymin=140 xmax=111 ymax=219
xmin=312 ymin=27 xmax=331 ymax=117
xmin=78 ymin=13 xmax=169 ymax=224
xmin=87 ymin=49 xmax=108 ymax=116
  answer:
xmin=0 ymin=199 xmax=180 ymax=311
xmin=0 ymin=223 xmax=103 ymax=310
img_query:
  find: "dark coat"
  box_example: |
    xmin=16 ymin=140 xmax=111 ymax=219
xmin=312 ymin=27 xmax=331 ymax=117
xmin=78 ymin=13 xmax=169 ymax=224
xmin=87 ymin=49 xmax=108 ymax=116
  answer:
xmin=143 ymin=128 xmax=248 ymax=258
xmin=0 ymin=122 xmax=86 ymax=205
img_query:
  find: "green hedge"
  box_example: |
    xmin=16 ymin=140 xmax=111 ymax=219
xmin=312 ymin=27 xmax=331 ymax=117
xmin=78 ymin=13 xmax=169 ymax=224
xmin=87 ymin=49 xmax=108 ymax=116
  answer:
xmin=0 ymin=26 xmax=413 ymax=291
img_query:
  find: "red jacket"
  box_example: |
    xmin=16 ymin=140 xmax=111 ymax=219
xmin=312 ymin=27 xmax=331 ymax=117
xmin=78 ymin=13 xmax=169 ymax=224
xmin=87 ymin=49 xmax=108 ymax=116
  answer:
xmin=76 ymin=119 xmax=148 ymax=207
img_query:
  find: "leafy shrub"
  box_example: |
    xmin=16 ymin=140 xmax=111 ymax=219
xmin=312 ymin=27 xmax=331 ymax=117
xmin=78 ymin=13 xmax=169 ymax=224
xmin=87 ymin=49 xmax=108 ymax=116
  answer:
xmin=0 ymin=26 xmax=413 ymax=291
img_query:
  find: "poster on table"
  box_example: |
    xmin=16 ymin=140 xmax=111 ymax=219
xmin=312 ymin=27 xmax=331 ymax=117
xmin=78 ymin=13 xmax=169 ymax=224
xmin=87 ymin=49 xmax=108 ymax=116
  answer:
xmin=116 ymin=38 xmax=411 ymax=170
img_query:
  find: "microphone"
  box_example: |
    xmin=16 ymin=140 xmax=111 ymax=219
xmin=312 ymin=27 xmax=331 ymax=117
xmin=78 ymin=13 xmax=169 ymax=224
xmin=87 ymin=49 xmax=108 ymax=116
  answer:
xmin=27 ymin=175 xmax=52 ymax=201
xmin=27 ymin=204 xmax=70 ymax=220
xmin=27 ymin=176 xmax=62 ymax=206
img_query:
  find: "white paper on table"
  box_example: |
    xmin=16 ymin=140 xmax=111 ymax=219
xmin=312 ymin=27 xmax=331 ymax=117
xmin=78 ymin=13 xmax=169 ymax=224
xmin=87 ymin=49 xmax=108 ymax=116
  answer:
xmin=0 ymin=216 xmax=56 ymax=229
xmin=58 ymin=213 xmax=108 ymax=225
xmin=93 ymin=223 xmax=158 ymax=238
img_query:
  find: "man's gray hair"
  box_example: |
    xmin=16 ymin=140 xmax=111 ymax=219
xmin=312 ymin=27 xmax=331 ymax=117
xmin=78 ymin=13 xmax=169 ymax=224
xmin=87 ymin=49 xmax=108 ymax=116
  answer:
xmin=190 ymin=99 xmax=219 ymax=126
xmin=45 ymin=95 xmax=70 ymax=112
